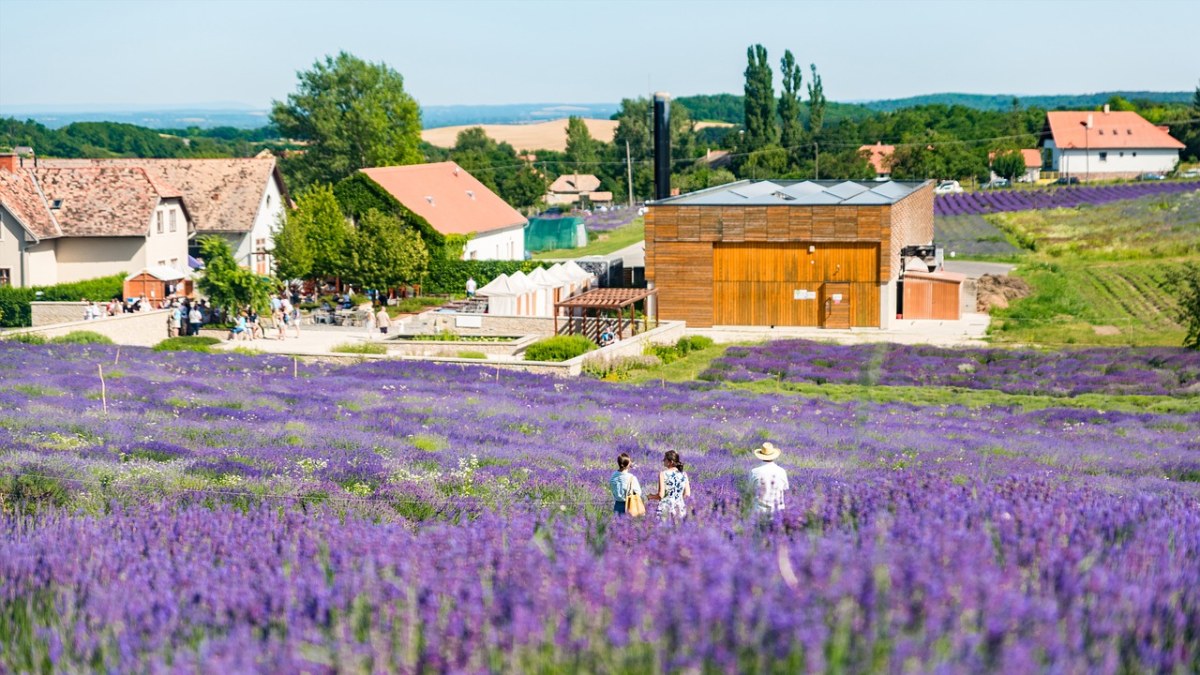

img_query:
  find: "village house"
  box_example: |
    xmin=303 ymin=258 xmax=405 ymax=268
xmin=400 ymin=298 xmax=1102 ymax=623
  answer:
xmin=0 ymin=153 xmax=192 ymax=287
xmin=859 ymin=142 xmax=895 ymax=180
xmin=646 ymin=179 xmax=935 ymax=329
xmin=989 ymin=149 xmax=1043 ymax=183
xmin=545 ymin=173 xmax=613 ymax=207
xmin=1040 ymin=107 xmax=1184 ymax=180
xmin=37 ymin=156 xmax=289 ymax=274
xmin=359 ymin=162 xmax=527 ymax=261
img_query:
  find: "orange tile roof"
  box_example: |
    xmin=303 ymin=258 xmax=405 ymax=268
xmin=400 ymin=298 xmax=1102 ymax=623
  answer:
xmin=360 ymin=162 xmax=526 ymax=236
xmin=0 ymin=167 xmax=61 ymax=240
xmin=1045 ymin=111 xmax=1185 ymax=150
xmin=859 ymin=143 xmax=894 ymax=174
xmin=988 ymin=149 xmax=1043 ymax=168
xmin=38 ymin=157 xmax=285 ymax=233
xmin=549 ymin=173 xmax=602 ymax=194
xmin=32 ymin=166 xmax=168 ymax=237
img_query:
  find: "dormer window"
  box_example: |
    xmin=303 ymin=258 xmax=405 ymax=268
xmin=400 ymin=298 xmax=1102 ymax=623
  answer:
xmin=1127 ymin=129 xmax=1132 ymax=135
xmin=425 ymin=196 xmax=435 ymax=206
xmin=466 ymin=190 xmax=475 ymax=200
xmin=49 ymin=199 xmax=63 ymax=209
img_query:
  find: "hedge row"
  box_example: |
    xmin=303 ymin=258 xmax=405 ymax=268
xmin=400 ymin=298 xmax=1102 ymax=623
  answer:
xmin=423 ymin=259 xmax=546 ymax=295
xmin=0 ymin=275 xmax=124 ymax=327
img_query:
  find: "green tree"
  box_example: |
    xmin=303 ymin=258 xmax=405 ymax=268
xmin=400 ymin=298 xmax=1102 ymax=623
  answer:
xmin=991 ymin=149 xmax=1027 ymax=182
xmin=889 ymin=131 xmax=984 ymax=181
xmin=195 ymin=236 xmax=271 ymax=315
xmin=271 ymin=52 xmax=422 ymax=189
xmin=778 ymin=51 xmax=804 ymax=158
xmin=343 ymin=209 xmax=429 ymax=290
xmin=291 ymin=184 xmax=350 ymax=280
xmin=612 ymin=97 xmax=696 ymax=201
xmin=806 ymin=64 xmax=827 ymax=138
xmin=742 ymin=44 xmax=777 ymax=152
xmin=564 ymin=116 xmax=599 ymax=167
xmin=502 ymin=164 xmax=548 ymax=210
xmin=1164 ymin=263 xmax=1200 ymax=349
xmin=270 ymin=211 xmax=313 ymax=282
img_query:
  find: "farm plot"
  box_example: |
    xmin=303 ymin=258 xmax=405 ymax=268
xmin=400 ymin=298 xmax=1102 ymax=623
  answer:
xmin=934 ymin=180 xmax=1200 ymax=216
xmin=934 ymin=214 xmax=1021 ymax=257
xmin=1 ymin=343 xmax=1198 ymax=672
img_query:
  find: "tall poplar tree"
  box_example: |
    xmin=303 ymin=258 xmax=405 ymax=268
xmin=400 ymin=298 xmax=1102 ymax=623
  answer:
xmin=807 ymin=64 xmax=827 ymax=138
xmin=742 ymin=44 xmax=777 ymax=151
xmin=778 ymin=50 xmax=804 ymax=156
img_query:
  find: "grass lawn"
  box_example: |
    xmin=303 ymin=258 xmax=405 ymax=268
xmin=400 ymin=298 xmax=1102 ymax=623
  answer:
xmin=533 ymin=218 xmax=644 ymax=259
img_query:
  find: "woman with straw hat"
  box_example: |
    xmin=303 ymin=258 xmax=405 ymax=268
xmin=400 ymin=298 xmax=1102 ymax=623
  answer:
xmin=749 ymin=442 xmax=789 ymax=514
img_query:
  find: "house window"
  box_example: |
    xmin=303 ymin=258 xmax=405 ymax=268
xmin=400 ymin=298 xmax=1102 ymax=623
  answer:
xmin=0 ymin=269 xmax=10 ymax=287
xmin=171 ymin=258 xmax=179 ymax=269
xmin=255 ymin=237 xmax=266 ymax=252
xmin=1099 ymin=152 xmax=1107 ymax=162
xmin=156 ymin=211 xmax=164 ymax=234
xmin=266 ymin=195 xmax=271 ymax=207
xmin=158 ymin=260 xmax=166 ymax=267
xmin=1132 ymin=152 xmax=1137 ymax=157
xmin=169 ymin=210 xmax=177 ymax=232
xmin=1120 ymin=152 xmax=1125 ymax=157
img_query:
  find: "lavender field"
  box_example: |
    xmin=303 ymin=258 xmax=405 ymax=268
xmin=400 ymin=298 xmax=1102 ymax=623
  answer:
xmin=2 ymin=342 xmax=1199 ymax=672
xmin=934 ymin=180 xmax=1200 ymax=216
xmin=701 ymin=340 xmax=1200 ymax=397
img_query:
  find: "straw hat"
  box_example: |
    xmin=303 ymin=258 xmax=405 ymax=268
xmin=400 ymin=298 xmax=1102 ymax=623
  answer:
xmin=753 ymin=442 xmax=781 ymax=461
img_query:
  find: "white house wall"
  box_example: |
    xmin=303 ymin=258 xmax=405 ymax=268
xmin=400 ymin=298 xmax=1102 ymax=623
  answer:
xmin=0 ymin=206 xmax=27 ymax=286
xmin=1046 ymin=141 xmax=1179 ymax=177
xmin=235 ymin=175 xmax=285 ymax=272
xmin=54 ymin=237 xmax=146 ymax=283
xmin=26 ymin=242 xmax=57 ymax=286
xmin=464 ymin=224 xmax=526 ymax=261
xmin=143 ymin=199 xmax=191 ymax=273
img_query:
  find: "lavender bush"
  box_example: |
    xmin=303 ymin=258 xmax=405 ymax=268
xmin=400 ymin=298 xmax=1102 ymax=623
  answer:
xmin=1 ymin=342 xmax=1198 ymax=672
xmin=934 ymin=180 xmax=1200 ymax=216
xmin=702 ymin=340 xmax=1200 ymax=396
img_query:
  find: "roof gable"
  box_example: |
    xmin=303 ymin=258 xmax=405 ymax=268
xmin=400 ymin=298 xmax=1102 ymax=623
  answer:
xmin=1045 ymin=111 xmax=1185 ymax=150
xmin=0 ymin=168 xmax=60 ymax=240
xmin=359 ymin=162 xmax=527 ymax=236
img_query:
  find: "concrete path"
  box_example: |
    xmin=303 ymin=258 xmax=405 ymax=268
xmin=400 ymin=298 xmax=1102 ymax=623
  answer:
xmin=689 ymin=313 xmax=991 ymax=347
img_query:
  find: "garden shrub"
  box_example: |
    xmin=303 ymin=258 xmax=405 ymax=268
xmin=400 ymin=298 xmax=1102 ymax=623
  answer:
xmin=4 ymin=332 xmax=46 ymax=344
xmin=457 ymin=351 xmax=487 ymax=359
xmin=48 ymin=331 xmax=113 ymax=345
xmin=331 ymin=342 xmax=387 ymax=355
xmin=153 ymin=336 xmax=220 ymax=352
xmin=0 ymin=274 xmax=124 ymax=327
xmin=524 ymin=335 xmax=596 ymax=362
xmin=3 ymin=472 xmax=69 ymax=515
xmin=582 ymin=354 xmax=662 ymax=381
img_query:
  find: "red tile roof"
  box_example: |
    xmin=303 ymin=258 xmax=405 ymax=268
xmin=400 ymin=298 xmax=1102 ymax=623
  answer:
xmin=859 ymin=143 xmax=894 ymax=174
xmin=549 ymin=173 xmax=602 ymax=194
xmin=0 ymin=167 xmax=61 ymax=240
xmin=38 ymin=157 xmax=284 ymax=233
xmin=988 ymin=149 xmax=1043 ymax=168
xmin=360 ymin=162 xmax=526 ymax=236
xmin=32 ymin=166 xmax=170 ymax=237
xmin=1045 ymin=111 xmax=1185 ymax=150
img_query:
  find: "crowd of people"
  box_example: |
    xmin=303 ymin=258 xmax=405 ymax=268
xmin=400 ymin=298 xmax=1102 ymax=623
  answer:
xmin=609 ymin=442 xmax=789 ymax=520
xmin=226 ymin=292 xmax=303 ymax=341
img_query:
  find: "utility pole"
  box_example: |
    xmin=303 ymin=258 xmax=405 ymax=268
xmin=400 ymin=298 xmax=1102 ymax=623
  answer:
xmin=625 ymin=140 xmax=634 ymax=206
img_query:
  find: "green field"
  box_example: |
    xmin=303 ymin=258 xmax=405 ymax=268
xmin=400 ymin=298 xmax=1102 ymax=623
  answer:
xmin=533 ymin=218 xmax=644 ymax=259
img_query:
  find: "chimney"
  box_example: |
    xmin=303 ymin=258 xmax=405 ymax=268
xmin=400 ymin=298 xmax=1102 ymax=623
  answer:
xmin=1086 ymin=114 xmax=1094 ymax=129
xmin=0 ymin=153 xmax=17 ymax=173
xmin=1103 ymin=104 xmax=1110 ymax=115
xmin=653 ymin=92 xmax=671 ymax=200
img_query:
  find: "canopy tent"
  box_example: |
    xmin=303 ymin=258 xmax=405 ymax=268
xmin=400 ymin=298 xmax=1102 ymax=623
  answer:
xmin=545 ymin=263 xmax=578 ymax=298
xmin=506 ymin=270 xmax=538 ymax=316
xmin=562 ymin=260 xmax=595 ymax=291
xmin=526 ymin=266 xmax=562 ymax=317
xmin=479 ymin=273 xmax=520 ymax=316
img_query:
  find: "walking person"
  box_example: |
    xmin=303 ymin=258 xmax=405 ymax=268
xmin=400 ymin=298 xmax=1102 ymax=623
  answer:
xmin=272 ymin=305 xmax=286 ymax=340
xmin=648 ymin=450 xmax=690 ymax=521
xmin=748 ymin=442 xmax=789 ymax=515
xmin=608 ymin=453 xmax=644 ymax=516
xmin=465 ymin=276 xmax=477 ymax=298
xmin=376 ymin=305 xmax=391 ymax=336
xmin=169 ymin=302 xmax=183 ymax=338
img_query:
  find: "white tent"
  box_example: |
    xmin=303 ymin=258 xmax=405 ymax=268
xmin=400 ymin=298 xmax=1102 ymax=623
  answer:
xmin=562 ymin=260 xmax=595 ymax=291
xmin=507 ymin=270 xmax=538 ymax=316
xmin=526 ymin=266 xmax=561 ymax=317
xmin=546 ymin=263 xmax=577 ymax=299
xmin=479 ymin=273 xmax=520 ymax=316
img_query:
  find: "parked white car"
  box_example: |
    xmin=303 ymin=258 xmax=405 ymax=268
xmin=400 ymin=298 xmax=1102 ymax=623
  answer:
xmin=934 ymin=180 xmax=964 ymax=195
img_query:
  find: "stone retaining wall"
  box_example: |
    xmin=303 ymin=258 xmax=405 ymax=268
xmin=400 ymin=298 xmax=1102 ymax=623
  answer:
xmin=3 ymin=310 xmax=172 ymax=347
xmin=31 ymin=301 xmax=91 ymax=327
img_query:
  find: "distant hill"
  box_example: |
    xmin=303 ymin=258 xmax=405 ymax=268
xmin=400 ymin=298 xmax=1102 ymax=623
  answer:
xmin=859 ymin=91 xmax=1193 ymax=112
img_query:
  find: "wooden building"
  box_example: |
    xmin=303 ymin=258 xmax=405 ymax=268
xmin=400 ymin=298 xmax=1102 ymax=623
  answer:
xmin=646 ymin=180 xmax=934 ymax=328
xmin=900 ymin=270 xmax=965 ymax=321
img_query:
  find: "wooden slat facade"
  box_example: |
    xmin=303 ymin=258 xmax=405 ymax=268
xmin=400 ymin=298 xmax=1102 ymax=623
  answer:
xmin=645 ymin=184 xmax=931 ymax=328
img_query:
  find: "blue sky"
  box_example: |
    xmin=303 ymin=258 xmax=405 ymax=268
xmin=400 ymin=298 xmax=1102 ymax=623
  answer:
xmin=0 ymin=0 xmax=1197 ymax=110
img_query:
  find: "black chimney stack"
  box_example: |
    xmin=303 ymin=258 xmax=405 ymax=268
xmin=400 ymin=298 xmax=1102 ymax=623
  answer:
xmin=653 ymin=92 xmax=670 ymax=200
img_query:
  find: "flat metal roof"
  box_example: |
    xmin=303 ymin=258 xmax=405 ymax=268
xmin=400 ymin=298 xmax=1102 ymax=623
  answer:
xmin=650 ymin=179 xmax=931 ymax=207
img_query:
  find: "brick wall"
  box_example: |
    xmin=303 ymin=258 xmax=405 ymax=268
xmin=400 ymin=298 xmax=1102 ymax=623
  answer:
xmin=886 ymin=183 xmax=935 ymax=282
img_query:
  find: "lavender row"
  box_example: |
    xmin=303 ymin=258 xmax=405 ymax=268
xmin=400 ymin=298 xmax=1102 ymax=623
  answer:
xmin=701 ymin=340 xmax=1200 ymax=396
xmin=934 ymin=181 xmax=1200 ymax=216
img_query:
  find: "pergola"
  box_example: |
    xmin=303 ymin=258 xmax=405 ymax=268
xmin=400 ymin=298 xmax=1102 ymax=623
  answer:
xmin=554 ymin=287 xmax=658 ymax=340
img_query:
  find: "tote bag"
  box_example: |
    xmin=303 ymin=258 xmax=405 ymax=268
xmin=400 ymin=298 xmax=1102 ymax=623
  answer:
xmin=625 ymin=476 xmax=646 ymax=518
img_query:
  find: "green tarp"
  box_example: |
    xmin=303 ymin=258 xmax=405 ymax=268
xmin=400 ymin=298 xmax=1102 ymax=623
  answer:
xmin=525 ymin=216 xmax=585 ymax=252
